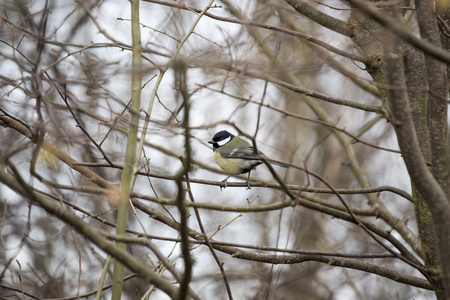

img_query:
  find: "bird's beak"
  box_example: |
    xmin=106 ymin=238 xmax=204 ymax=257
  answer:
xmin=208 ymin=140 xmax=214 ymax=144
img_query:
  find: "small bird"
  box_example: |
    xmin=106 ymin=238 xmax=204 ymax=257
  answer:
xmin=208 ymin=130 xmax=288 ymax=189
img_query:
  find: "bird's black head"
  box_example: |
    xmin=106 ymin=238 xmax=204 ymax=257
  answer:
xmin=208 ymin=130 xmax=235 ymax=149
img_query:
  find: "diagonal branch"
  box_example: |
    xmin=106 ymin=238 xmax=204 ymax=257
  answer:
xmin=347 ymin=0 xmax=450 ymax=64
xmin=284 ymin=0 xmax=352 ymax=37
xmin=0 ymin=163 xmax=180 ymax=299
xmin=131 ymin=199 xmax=432 ymax=290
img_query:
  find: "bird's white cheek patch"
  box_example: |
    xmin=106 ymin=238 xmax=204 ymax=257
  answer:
xmin=217 ymin=136 xmax=231 ymax=146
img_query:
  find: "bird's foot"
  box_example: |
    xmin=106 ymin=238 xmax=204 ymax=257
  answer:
xmin=246 ymin=180 xmax=251 ymax=190
xmin=220 ymin=176 xmax=230 ymax=191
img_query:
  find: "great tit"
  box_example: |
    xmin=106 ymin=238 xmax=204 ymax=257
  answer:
xmin=208 ymin=130 xmax=288 ymax=189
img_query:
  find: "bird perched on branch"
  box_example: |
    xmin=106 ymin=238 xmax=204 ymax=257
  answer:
xmin=208 ymin=130 xmax=288 ymax=189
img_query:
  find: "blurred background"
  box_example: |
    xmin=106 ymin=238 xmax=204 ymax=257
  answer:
xmin=0 ymin=0 xmax=429 ymax=299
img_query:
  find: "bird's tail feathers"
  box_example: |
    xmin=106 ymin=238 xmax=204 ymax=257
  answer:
xmin=269 ymin=160 xmax=289 ymax=168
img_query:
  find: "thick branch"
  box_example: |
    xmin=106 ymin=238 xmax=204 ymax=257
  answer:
xmin=347 ymin=0 xmax=450 ymax=64
xmin=383 ymin=11 xmax=450 ymax=294
xmin=414 ymin=1 xmax=448 ymax=297
xmin=416 ymin=0 xmax=449 ymax=196
xmin=284 ymin=0 xmax=352 ymax=37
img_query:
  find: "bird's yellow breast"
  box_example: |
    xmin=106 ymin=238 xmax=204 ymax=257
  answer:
xmin=214 ymin=150 xmax=247 ymax=175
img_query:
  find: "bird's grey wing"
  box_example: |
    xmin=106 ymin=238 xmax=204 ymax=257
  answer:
xmin=220 ymin=145 xmax=287 ymax=167
xmin=220 ymin=146 xmax=262 ymax=160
